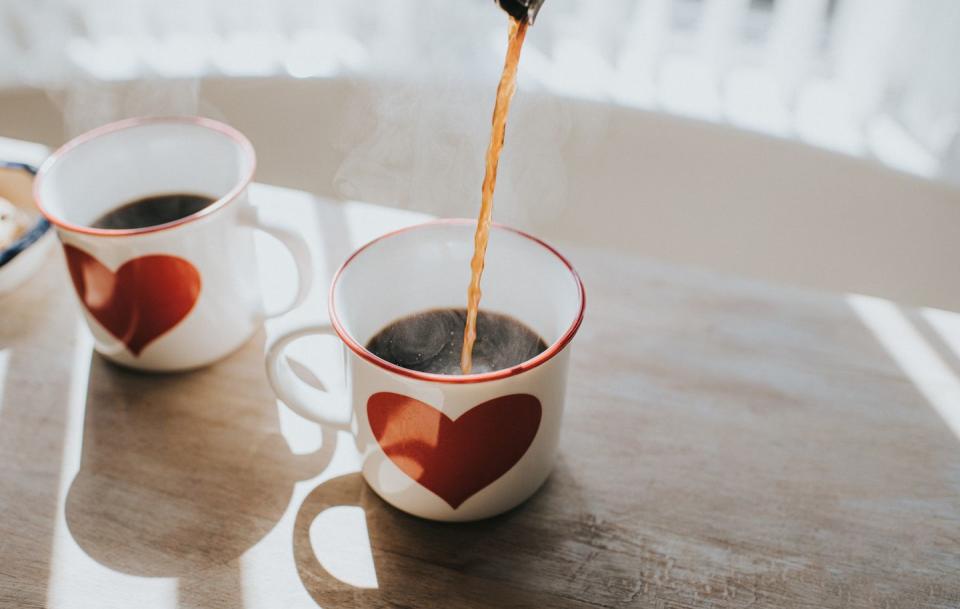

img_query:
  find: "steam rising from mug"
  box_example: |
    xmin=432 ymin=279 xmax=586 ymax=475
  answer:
xmin=53 ymin=78 xmax=204 ymax=138
xmin=332 ymin=3 xmax=571 ymax=227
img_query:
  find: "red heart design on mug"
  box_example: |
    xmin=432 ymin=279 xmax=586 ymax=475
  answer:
xmin=367 ymin=392 xmax=541 ymax=509
xmin=63 ymin=244 xmax=202 ymax=356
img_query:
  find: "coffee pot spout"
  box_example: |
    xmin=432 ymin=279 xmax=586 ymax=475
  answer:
xmin=495 ymin=0 xmax=545 ymax=24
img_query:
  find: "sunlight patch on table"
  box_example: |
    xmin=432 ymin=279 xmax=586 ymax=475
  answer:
xmin=239 ymin=435 xmax=364 ymax=608
xmin=46 ymin=323 xmax=178 ymax=609
xmin=0 ymin=348 xmax=9 ymax=417
xmin=849 ymin=295 xmax=960 ymax=441
xmin=922 ymin=308 xmax=960 ymax=362
xmin=252 ymin=183 xmax=334 ymax=341
xmin=309 ymin=505 xmax=379 ymax=589
xmin=277 ymin=399 xmax=325 ymax=455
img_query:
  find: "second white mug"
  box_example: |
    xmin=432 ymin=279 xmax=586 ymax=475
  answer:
xmin=35 ymin=117 xmax=312 ymax=371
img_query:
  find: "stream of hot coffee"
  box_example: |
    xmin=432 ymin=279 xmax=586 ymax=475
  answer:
xmin=461 ymin=18 xmax=529 ymax=374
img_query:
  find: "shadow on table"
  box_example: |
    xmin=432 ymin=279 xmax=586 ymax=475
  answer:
xmin=293 ymin=459 xmax=590 ymax=609
xmin=63 ymin=331 xmax=337 ymax=594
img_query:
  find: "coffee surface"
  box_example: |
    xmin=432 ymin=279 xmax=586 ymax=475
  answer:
xmin=92 ymin=193 xmax=215 ymax=230
xmin=367 ymin=308 xmax=547 ymax=376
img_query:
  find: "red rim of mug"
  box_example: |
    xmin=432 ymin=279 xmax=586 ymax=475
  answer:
xmin=328 ymin=219 xmax=586 ymax=384
xmin=33 ymin=116 xmax=257 ymax=237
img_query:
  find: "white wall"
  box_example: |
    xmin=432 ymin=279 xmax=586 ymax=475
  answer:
xmin=1 ymin=77 xmax=958 ymax=311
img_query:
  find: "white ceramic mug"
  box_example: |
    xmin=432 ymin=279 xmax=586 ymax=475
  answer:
xmin=35 ymin=117 xmax=311 ymax=371
xmin=267 ymin=220 xmax=585 ymax=521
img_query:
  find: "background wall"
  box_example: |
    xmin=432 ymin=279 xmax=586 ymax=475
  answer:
xmin=3 ymin=77 xmax=958 ymax=312
xmin=1 ymin=0 xmax=959 ymax=310
xmin=1 ymin=0 xmax=959 ymax=182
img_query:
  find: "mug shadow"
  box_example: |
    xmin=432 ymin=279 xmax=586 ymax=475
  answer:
xmin=64 ymin=330 xmax=338 ymax=578
xmin=293 ymin=457 xmax=589 ymax=609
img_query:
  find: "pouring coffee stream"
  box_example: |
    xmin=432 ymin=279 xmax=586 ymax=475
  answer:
xmin=460 ymin=0 xmax=542 ymax=374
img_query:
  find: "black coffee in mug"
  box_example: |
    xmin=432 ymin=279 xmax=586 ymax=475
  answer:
xmin=91 ymin=193 xmax=216 ymax=230
xmin=366 ymin=308 xmax=548 ymax=375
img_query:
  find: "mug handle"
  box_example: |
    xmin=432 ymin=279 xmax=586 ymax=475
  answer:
xmin=266 ymin=324 xmax=352 ymax=431
xmin=241 ymin=208 xmax=313 ymax=319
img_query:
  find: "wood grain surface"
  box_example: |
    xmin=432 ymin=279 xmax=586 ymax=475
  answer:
xmin=1 ymin=185 xmax=959 ymax=609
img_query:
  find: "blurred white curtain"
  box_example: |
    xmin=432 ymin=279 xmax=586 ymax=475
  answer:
xmin=1 ymin=0 xmax=959 ymax=182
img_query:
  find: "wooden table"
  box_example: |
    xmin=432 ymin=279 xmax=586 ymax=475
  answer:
xmin=2 ymin=183 xmax=959 ymax=609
